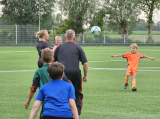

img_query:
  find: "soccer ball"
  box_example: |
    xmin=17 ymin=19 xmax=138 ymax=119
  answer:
xmin=91 ymin=26 xmax=101 ymax=35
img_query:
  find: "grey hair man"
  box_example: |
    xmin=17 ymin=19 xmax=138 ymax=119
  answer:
xmin=54 ymin=29 xmax=88 ymax=117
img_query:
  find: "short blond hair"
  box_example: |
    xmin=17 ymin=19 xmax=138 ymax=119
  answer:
xmin=35 ymin=30 xmax=48 ymax=38
xmin=130 ymin=43 xmax=138 ymax=49
xmin=55 ymin=36 xmax=61 ymax=40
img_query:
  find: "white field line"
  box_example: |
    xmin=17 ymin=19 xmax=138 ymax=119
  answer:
xmin=87 ymin=67 xmax=160 ymax=71
xmin=1 ymin=67 xmax=160 ymax=73
xmin=0 ymin=51 xmax=30 ymax=53
xmin=0 ymin=70 xmax=35 ymax=73
xmin=80 ymin=66 xmax=160 ymax=71
xmin=85 ymin=49 xmax=160 ymax=51
xmin=88 ymin=59 xmax=160 ymax=63
xmin=89 ymin=60 xmax=126 ymax=63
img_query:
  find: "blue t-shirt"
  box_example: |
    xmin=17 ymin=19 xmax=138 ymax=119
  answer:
xmin=36 ymin=79 xmax=75 ymax=118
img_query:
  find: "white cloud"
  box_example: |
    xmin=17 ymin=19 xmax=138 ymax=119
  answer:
xmin=139 ymin=10 xmax=160 ymax=23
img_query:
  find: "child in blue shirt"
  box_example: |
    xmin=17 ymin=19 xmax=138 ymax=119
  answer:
xmin=29 ymin=62 xmax=78 ymax=119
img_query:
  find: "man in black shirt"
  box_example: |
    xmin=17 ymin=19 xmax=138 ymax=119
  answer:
xmin=54 ymin=29 xmax=88 ymax=116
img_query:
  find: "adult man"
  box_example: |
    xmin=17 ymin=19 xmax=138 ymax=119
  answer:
xmin=54 ymin=29 xmax=88 ymax=116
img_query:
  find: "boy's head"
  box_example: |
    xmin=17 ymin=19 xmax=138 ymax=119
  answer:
xmin=47 ymin=62 xmax=64 ymax=80
xmin=55 ymin=36 xmax=62 ymax=45
xmin=41 ymin=49 xmax=54 ymax=64
xmin=130 ymin=43 xmax=138 ymax=49
xmin=130 ymin=43 xmax=138 ymax=53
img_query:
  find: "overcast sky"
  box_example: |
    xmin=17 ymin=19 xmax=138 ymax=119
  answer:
xmin=0 ymin=5 xmax=160 ymax=23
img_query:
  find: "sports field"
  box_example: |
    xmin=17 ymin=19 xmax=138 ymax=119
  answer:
xmin=0 ymin=46 xmax=160 ymax=119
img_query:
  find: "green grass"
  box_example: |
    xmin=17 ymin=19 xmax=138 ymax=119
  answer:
xmin=0 ymin=46 xmax=160 ymax=119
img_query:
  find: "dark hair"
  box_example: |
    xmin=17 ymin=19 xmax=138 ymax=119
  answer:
xmin=41 ymin=49 xmax=53 ymax=63
xmin=47 ymin=62 xmax=64 ymax=80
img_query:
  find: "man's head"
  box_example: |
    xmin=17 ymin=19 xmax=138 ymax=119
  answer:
xmin=47 ymin=62 xmax=64 ymax=80
xmin=65 ymin=29 xmax=75 ymax=41
xmin=41 ymin=49 xmax=54 ymax=64
xmin=130 ymin=43 xmax=138 ymax=53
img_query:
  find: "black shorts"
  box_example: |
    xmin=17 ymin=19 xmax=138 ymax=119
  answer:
xmin=38 ymin=59 xmax=43 ymax=68
xmin=42 ymin=116 xmax=73 ymax=119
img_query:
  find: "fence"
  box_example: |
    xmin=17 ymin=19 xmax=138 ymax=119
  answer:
xmin=0 ymin=25 xmax=39 ymax=46
xmin=48 ymin=34 xmax=160 ymax=46
xmin=0 ymin=25 xmax=160 ymax=46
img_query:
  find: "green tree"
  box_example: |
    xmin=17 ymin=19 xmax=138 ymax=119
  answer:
xmin=1 ymin=0 xmax=55 ymax=29
xmin=45 ymin=19 xmax=54 ymax=30
xmin=58 ymin=0 xmax=99 ymax=34
xmin=53 ymin=13 xmax=63 ymax=26
xmin=53 ymin=19 xmax=77 ymax=34
xmin=104 ymin=0 xmax=140 ymax=41
xmin=135 ymin=19 xmax=147 ymax=31
xmin=89 ymin=8 xmax=106 ymax=32
xmin=0 ymin=15 xmax=8 ymax=25
xmin=140 ymin=0 xmax=160 ymax=42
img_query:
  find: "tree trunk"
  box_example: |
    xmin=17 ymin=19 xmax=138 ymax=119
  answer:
xmin=123 ymin=28 xmax=128 ymax=43
xmin=148 ymin=22 xmax=152 ymax=42
xmin=147 ymin=0 xmax=155 ymax=43
xmin=76 ymin=16 xmax=83 ymax=34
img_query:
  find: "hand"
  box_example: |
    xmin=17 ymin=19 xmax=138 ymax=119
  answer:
xmin=111 ymin=55 xmax=115 ymax=57
xmin=150 ymin=57 xmax=155 ymax=60
xmin=52 ymin=46 xmax=57 ymax=51
xmin=83 ymin=76 xmax=88 ymax=83
xmin=24 ymin=101 xmax=30 ymax=109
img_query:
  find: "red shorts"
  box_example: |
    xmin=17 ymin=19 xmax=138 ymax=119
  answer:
xmin=126 ymin=67 xmax=137 ymax=76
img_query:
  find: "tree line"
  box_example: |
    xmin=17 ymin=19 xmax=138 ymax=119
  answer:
xmin=0 ymin=0 xmax=160 ymax=42
xmin=135 ymin=19 xmax=160 ymax=31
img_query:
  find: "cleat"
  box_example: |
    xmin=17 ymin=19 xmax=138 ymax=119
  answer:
xmin=124 ymin=83 xmax=128 ymax=89
xmin=132 ymin=87 xmax=137 ymax=91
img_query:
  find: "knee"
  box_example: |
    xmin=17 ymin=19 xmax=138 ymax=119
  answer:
xmin=126 ymin=74 xmax=129 ymax=78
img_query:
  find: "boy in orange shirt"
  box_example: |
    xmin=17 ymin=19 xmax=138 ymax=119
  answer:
xmin=111 ymin=43 xmax=155 ymax=91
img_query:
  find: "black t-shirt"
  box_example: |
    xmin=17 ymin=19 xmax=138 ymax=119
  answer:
xmin=36 ymin=41 xmax=49 ymax=59
xmin=54 ymin=42 xmax=87 ymax=80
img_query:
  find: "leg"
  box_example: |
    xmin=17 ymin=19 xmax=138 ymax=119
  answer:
xmin=69 ymin=78 xmax=83 ymax=116
xmin=124 ymin=73 xmax=130 ymax=89
xmin=132 ymin=71 xmax=137 ymax=91
xmin=75 ymin=92 xmax=83 ymax=115
xmin=126 ymin=73 xmax=130 ymax=84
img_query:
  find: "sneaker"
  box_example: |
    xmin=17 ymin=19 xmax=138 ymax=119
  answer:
xmin=132 ymin=87 xmax=137 ymax=91
xmin=124 ymin=83 xmax=128 ymax=89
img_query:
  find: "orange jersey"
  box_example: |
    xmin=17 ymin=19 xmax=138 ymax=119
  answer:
xmin=122 ymin=52 xmax=144 ymax=71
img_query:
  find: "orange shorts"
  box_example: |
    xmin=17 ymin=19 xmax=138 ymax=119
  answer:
xmin=126 ymin=67 xmax=137 ymax=76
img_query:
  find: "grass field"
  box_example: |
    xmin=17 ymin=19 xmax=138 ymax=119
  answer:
xmin=0 ymin=46 xmax=160 ymax=119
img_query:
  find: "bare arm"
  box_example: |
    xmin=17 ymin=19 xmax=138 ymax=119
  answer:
xmin=144 ymin=55 xmax=155 ymax=60
xmin=111 ymin=54 xmax=122 ymax=57
xmin=83 ymin=62 xmax=88 ymax=83
xmin=24 ymin=91 xmax=34 ymax=109
xmin=69 ymin=99 xmax=79 ymax=119
xmin=51 ymin=46 xmax=57 ymax=52
xmin=29 ymin=100 xmax=42 ymax=119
